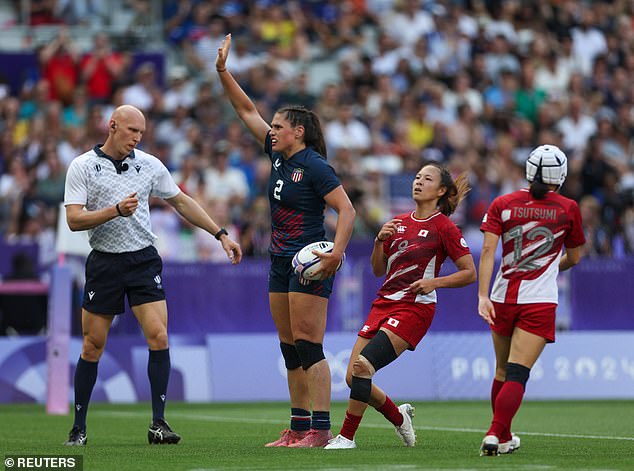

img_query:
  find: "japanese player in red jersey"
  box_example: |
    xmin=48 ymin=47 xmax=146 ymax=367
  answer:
xmin=478 ymin=145 xmax=586 ymax=456
xmin=325 ymin=163 xmax=476 ymax=449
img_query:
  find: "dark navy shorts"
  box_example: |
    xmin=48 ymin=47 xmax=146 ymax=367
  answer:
xmin=268 ymin=254 xmax=334 ymax=298
xmin=83 ymin=245 xmax=165 ymax=315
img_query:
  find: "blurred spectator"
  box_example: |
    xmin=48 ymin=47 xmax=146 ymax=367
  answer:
xmin=163 ymin=0 xmax=196 ymax=44
xmin=56 ymin=0 xmax=107 ymax=27
xmin=571 ymin=8 xmax=607 ymax=76
xmin=182 ymin=9 xmax=225 ymax=76
xmin=80 ymin=33 xmax=128 ymax=104
xmin=280 ymin=71 xmax=316 ymax=109
xmin=447 ymin=103 xmax=483 ymax=154
xmin=122 ymin=62 xmax=162 ymax=112
xmin=483 ymin=34 xmax=520 ymax=82
xmin=194 ymin=199 xmax=240 ymax=263
xmin=34 ymin=149 xmax=65 ymax=207
xmin=62 ymin=86 xmax=89 ymax=127
xmin=324 ymin=102 xmax=371 ymax=155
xmin=381 ymin=0 xmax=434 ymax=48
xmin=579 ymin=195 xmax=612 ymax=257
xmin=443 ymin=72 xmax=483 ymax=117
xmin=202 ymin=140 xmax=249 ymax=211
xmin=239 ymin=195 xmax=271 ymax=258
xmin=483 ymin=68 xmax=517 ymax=117
xmin=156 ymin=102 xmax=194 ymax=148
xmin=162 ymin=66 xmax=197 ymax=113
xmin=39 ymin=27 xmax=80 ymax=106
xmin=534 ymin=50 xmax=571 ymax=101
xmin=221 ymin=36 xmax=263 ymax=77
xmin=514 ymin=59 xmax=547 ymax=125
xmin=28 ymin=0 xmax=61 ymax=26
xmin=556 ymin=94 xmax=597 ymax=159
xmin=0 ymin=156 xmax=30 ymax=235
xmin=57 ymin=126 xmax=85 ymax=168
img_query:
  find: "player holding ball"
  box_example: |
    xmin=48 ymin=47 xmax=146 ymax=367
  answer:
xmin=216 ymin=34 xmax=356 ymax=448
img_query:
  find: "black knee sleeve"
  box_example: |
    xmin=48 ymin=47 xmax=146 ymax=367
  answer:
xmin=506 ymin=362 xmax=530 ymax=388
xmin=280 ymin=342 xmax=302 ymax=370
xmin=349 ymin=376 xmax=372 ymax=403
xmin=295 ymin=339 xmax=325 ymax=371
xmin=360 ymin=330 xmax=398 ymax=372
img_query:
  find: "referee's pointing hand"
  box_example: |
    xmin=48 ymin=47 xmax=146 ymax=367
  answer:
xmin=117 ymin=192 xmax=139 ymax=217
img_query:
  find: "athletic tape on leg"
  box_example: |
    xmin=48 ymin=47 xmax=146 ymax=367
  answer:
xmin=360 ymin=330 xmax=398 ymax=372
xmin=350 ymin=375 xmax=372 ymax=403
xmin=280 ymin=342 xmax=302 ymax=370
xmin=295 ymin=339 xmax=325 ymax=370
xmin=506 ymin=362 xmax=530 ymax=388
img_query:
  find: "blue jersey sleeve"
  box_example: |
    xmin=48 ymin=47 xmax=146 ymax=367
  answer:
xmin=310 ymin=157 xmax=341 ymax=198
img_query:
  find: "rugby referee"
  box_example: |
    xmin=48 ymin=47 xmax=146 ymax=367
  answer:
xmin=62 ymin=105 xmax=242 ymax=446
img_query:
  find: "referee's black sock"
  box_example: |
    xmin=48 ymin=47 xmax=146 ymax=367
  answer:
xmin=148 ymin=348 xmax=170 ymax=421
xmin=73 ymin=357 xmax=98 ymax=431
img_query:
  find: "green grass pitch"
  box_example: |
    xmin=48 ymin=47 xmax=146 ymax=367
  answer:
xmin=2 ymin=400 xmax=633 ymax=470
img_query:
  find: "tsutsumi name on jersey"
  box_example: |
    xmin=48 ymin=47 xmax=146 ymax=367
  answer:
xmin=508 ymin=206 xmax=558 ymax=221
xmin=64 ymin=146 xmax=180 ymax=253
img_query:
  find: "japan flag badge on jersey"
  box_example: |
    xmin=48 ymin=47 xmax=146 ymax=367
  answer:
xmin=291 ymin=168 xmax=304 ymax=182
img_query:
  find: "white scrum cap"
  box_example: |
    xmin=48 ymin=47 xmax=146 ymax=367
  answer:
xmin=526 ymin=144 xmax=568 ymax=186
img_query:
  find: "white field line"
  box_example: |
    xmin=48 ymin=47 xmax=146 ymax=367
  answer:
xmin=93 ymin=410 xmax=634 ymax=442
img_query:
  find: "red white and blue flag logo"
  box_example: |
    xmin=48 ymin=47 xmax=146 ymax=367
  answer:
xmin=291 ymin=168 xmax=304 ymax=182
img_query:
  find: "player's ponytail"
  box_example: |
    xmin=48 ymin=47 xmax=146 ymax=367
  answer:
xmin=529 ymin=167 xmax=550 ymax=200
xmin=277 ymin=105 xmax=328 ymax=159
xmin=428 ymin=163 xmax=470 ymax=216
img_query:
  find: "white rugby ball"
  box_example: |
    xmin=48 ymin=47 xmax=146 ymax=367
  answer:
xmin=292 ymin=241 xmax=346 ymax=281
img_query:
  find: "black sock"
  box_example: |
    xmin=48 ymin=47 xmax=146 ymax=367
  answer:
xmin=148 ymin=348 xmax=170 ymax=421
xmin=311 ymin=410 xmax=330 ymax=430
xmin=73 ymin=357 xmax=98 ymax=431
xmin=290 ymin=408 xmax=311 ymax=432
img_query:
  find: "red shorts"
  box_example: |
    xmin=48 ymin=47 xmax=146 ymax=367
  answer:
xmin=358 ymin=297 xmax=435 ymax=350
xmin=491 ymin=302 xmax=557 ymax=343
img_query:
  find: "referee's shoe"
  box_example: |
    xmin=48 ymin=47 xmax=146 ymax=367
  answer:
xmin=148 ymin=418 xmax=181 ymax=444
xmin=63 ymin=426 xmax=87 ymax=446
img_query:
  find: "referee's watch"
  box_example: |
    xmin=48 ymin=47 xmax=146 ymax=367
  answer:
xmin=214 ymin=227 xmax=228 ymax=240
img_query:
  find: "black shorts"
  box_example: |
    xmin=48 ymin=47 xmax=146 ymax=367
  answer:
xmin=268 ymin=254 xmax=334 ymax=298
xmin=83 ymin=246 xmax=165 ymax=315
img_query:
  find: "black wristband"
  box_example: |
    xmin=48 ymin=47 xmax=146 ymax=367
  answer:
xmin=214 ymin=227 xmax=228 ymax=240
xmin=116 ymin=203 xmax=124 ymax=217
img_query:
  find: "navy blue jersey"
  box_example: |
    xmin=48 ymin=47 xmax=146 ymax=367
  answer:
xmin=264 ymin=132 xmax=341 ymax=256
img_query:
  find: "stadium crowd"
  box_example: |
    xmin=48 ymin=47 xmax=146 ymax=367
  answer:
xmin=1 ymin=0 xmax=633 ymax=268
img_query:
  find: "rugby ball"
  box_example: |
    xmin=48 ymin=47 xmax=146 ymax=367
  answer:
xmin=292 ymin=241 xmax=345 ymax=281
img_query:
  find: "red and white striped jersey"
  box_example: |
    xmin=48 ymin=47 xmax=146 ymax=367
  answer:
xmin=377 ymin=211 xmax=471 ymax=304
xmin=481 ymin=189 xmax=585 ymax=304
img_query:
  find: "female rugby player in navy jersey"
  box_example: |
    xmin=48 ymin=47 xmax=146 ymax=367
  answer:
xmin=216 ymin=33 xmax=356 ymax=448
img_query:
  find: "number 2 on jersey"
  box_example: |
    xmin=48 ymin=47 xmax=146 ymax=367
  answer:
xmin=273 ymin=179 xmax=283 ymax=200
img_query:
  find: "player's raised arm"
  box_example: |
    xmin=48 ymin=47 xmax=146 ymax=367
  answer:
xmin=216 ymin=34 xmax=270 ymax=146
